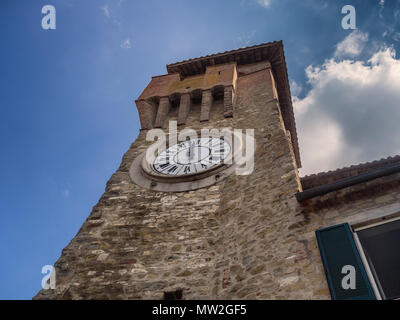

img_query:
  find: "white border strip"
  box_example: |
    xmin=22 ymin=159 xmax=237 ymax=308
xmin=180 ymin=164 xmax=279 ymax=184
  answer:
xmin=352 ymin=232 xmax=382 ymax=300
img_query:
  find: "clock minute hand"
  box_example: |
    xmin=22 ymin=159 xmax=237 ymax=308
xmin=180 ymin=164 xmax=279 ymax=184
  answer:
xmin=189 ymin=141 xmax=195 ymax=160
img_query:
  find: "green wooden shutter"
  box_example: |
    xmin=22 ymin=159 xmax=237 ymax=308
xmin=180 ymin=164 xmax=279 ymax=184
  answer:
xmin=315 ymin=223 xmax=376 ymax=300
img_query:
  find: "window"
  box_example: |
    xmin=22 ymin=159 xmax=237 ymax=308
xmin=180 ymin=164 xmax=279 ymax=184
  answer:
xmin=163 ymin=289 xmax=183 ymax=300
xmin=354 ymin=218 xmax=400 ymax=300
xmin=316 ymin=217 xmax=400 ymax=300
xmin=315 ymin=224 xmax=375 ymax=300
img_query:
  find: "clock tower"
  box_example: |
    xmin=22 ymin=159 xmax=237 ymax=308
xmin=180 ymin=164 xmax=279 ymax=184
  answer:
xmin=35 ymin=42 xmax=306 ymax=300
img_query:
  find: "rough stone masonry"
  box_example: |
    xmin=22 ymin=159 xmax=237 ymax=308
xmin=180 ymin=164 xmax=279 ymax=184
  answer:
xmin=34 ymin=42 xmax=400 ymax=300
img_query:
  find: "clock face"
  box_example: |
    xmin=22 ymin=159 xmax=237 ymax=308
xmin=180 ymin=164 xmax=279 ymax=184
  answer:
xmin=153 ymin=137 xmax=231 ymax=176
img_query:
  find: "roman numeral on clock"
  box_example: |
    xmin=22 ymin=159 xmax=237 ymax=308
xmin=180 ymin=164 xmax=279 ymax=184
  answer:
xmin=159 ymin=163 xmax=170 ymax=169
xmin=156 ymin=163 xmax=179 ymax=174
xmin=167 ymin=165 xmax=178 ymax=173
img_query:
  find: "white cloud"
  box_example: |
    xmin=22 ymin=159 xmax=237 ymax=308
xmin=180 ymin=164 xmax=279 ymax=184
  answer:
xmin=294 ymin=47 xmax=400 ymax=175
xmin=334 ymin=31 xmax=369 ymax=58
xmin=290 ymin=80 xmax=302 ymax=96
xmin=120 ymin=38 xmax=131 ymax=49
xmin=62 ymin=189 xmax=70 ymax=198
xmin=256 ymin=0 xmax=271 ymax=8
xmin=100 ymin=5 xmax=110 ymax=18
xmin=393 ymin=32 xmax=400 ymax=42
xmin=379 ymin=0 xmax=385 ymax=18
xmin=235 ymin=30 xmax=256 ymax=47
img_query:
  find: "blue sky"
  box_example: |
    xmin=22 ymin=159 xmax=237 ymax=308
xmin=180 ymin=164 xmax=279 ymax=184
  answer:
xmin=0 ymin=0 xmax=399 ymax=299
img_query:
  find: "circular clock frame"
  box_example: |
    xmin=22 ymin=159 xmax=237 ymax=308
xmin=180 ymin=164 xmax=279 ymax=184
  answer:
xmin=129 ymin=131 xmax=246 ymax=192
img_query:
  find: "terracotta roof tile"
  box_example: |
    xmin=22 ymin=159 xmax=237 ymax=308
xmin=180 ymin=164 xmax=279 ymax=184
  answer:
xmin=301 ymin=155 xmax=400 ymax=190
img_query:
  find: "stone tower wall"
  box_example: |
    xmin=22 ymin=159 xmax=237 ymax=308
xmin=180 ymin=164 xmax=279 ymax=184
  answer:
xmin=34 ymin=60 xmax=307 ymax=299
